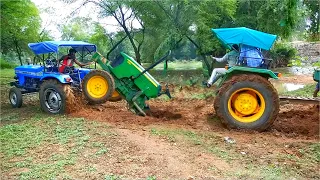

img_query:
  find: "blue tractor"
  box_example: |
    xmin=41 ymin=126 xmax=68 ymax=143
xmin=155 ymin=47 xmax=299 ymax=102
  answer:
xmin=8 ymin=41 xmax=103 ymax=114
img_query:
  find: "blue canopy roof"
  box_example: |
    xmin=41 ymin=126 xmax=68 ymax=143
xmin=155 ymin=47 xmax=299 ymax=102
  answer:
xmin=28 ymin=41 xmax=97 ymax=55
xmin=212 ymin=27 xmax=277 ymax=50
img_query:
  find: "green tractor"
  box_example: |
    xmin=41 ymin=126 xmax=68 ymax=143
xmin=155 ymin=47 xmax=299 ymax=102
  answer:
xmin=209 ymin=27 xmax=282 ymax=131
xmin=81 ymin=27 xmax=284 ymax=131
xmin=81 ymin=41 xmax=172 ymax=116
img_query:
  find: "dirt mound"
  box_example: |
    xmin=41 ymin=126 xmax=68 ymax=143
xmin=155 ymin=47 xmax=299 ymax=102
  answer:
xmin=68 ymin=85 xmax=319 ymax=139
xmin=146 ymin=108 xmax=182 ymax=120
xmin=272 ymin=104 xmax=319 ymax=138
xmin=64 ymin=87 xmax=87 ymax=113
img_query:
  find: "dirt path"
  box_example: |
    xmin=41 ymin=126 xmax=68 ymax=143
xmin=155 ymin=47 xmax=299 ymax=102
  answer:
xmin=114 ymin=128 xmax=230 ymax=179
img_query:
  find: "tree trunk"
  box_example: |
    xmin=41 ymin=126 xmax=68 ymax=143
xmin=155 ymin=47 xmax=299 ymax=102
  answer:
xmin=14 ymin=40 xmax=23 ymax=65
xmin=186 ymin=36 xmax=212 ymax=74
xmin=122 ymin=26 xmax=141 ymax=64
xmin=317 ymin=2 xmax=320 ymax=34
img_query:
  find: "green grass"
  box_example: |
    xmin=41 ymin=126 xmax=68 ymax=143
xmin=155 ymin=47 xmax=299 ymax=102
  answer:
xmin=0 ymin=59 xmax=18 ymax=69
xmin=281 ymin=83 xmax=317 ymax=97
xmin=143 ymin=60 xmax=202 ymax=71
xmin=0 ymin=115 xmax=115 ymax=179
xmin=0 ymin=68 xmax=14 ymax=86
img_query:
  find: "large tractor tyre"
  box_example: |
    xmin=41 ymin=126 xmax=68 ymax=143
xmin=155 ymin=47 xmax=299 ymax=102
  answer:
xmin=39 ymin=79 xmax=69 ymax=114
xmin=214 ymin=74 xmax=279 ymax=131
xmin=9 ymin=87 xmax=23 ymax=108
xmin=109 ymin=90 xmax=122 ymax=102
xmin=82 ymin=70 xmax=115 ymax=104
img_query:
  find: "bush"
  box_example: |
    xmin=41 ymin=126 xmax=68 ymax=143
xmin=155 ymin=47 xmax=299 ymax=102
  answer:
xmin=0 ymin=58 xmax=17 ymax=69
xmin=267 ymin=43 xmax=298 ymax=68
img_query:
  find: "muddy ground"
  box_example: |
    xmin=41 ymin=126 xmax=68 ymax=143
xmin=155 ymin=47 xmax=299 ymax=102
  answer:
xmin=64 ymin=75 xmax=319 ymax=179
xmin=1 ymin=74 xmax=319 ymax=179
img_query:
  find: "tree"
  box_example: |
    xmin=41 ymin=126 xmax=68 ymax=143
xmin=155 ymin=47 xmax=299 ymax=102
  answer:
xmin=304 ymin=0 xmax=320 ymax=40
xmin=256 ymin=0 xmax=299 ymax=39
xmin=88 ymin=23 xmax=111 ymax=56
xmin=78 ymin=0 xmax=145 ymax=63
xmin=1 ymin=0 xmax=41 ymax=65
xmin=59 ymin=17 xmax=93 ymax=41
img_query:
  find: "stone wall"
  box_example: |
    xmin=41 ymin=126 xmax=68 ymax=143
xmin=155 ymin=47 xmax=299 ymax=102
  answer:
xmin=290 ymin=41 xmax=320 ymax=63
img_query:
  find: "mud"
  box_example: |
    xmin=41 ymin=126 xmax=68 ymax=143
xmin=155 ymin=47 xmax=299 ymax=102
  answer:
xmin=69 ymin=91 xmax=319 ymax=140
xmin=273 ymin=104 xmax=319 ymax=137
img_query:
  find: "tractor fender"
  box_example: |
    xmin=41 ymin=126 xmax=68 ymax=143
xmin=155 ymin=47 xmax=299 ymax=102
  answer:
xmin=40 ymin=73 xmax=73 ymax=84
xmin=225 ymin=66 xmax=279 ymax=79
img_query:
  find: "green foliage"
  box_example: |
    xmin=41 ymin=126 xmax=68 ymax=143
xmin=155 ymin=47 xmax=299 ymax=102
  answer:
xmin=60 ymin=17 xmax=93 ymax=41
xmin=312 ymin=61 xmax=320 ymax=67
xmin=146 ymin=176 xmax=157 ymax=180
xmin=194 ymin=0 xmax=237 ymax=54
xmin=0 ymin=58 xmax=17 ymax=69
xmin=1 ymin=0 xmax=41 ymax=65
xmin=281 ymin=83 xmax=317 ymax=97
xmin=104 ymin=174 xmax=122 ymax=180
xmin=257 ymin=0 xmax=299 ymax=39
xmin=269 ymin=43 xmax=298 ymax=67
xmin=303 ymin=0 xmax=320 ymax=41
xmin=89 ymin=23 xmax=111 ymax=56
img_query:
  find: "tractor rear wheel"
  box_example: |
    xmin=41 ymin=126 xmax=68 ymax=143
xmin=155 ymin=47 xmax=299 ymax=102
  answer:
xmin=109 ymin=90 xmax=122 ymax=102
xmin=82 ymin=70 xmax=115 ymax=104
xmin=9 ymin=87 xmax=22 ymax=108
xmin=214 ymin=74 xmax=279 ymax=131
xmin=39 ymin=79 xmax=69 ymax=114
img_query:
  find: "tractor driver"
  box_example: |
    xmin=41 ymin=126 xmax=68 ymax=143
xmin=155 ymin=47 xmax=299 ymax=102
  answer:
xmin=203 ymin=44 xmax=240 ymax=87
xmin=58 ymin=48 xmax=92 ymax=73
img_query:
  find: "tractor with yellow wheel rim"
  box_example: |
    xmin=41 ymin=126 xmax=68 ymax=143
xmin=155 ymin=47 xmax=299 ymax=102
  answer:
xmin=210 ymin=27 xmax=281 ymax=131
xmin=81 ymin=44 xmax=172 ymax=115
xmin=80 ymin=27 xmax=285 ymax=131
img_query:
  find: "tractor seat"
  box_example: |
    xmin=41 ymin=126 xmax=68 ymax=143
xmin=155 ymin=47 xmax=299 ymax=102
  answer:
xmin=259 ymin=58 xmax=272 ymax=69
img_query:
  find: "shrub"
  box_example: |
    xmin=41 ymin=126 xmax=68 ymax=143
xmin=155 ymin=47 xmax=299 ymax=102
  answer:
xmin=267 ymin=43 xmax=298 ymax=68
xmin=0 ymin=58 xmax=17 ymax=69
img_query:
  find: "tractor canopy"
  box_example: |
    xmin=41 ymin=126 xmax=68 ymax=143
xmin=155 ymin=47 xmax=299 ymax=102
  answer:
xmin=212 ymin=27 xmax=277 ymax=50
xmin=28 ymin=41 xmax=97 ymax=55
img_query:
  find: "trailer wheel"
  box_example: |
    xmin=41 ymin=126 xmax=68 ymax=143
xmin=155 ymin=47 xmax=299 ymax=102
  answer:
xmin=214 ymin=74 xmax=279 ymax=131
xmin=39 ymin=79 xmax=68 ymax=114
xmin=9 ymin=87 xmax=22 ymax=108
xmin=109 ymin=90 xmax=122 ymax=102
xmin=82 ymin=70 xmax=115 ymax=104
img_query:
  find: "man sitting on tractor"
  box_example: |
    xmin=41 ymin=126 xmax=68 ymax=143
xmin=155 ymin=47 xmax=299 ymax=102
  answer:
xmin=59 ymin=48 xmax=92 ymax=73
xmin=203 ymin=44 xmax=240 ymax=87
xmin=239 ymin=45 xmax=263 ymax=67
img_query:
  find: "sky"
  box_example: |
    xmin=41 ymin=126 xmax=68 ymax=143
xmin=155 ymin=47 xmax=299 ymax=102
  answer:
xmin=31 ymin=0 xmax=139 ymax=40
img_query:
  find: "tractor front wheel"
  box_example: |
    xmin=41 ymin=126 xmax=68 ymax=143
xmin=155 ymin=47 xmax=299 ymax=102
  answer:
xmin=214 ymin=74 xmax=279 ymax=131
xmin=39 ymin=79 xmax=68 ymax=114
xmin=82 ymin=70 xmax=115 ymax=104
xmin=9 ymin=87 xmax=22 ymax=108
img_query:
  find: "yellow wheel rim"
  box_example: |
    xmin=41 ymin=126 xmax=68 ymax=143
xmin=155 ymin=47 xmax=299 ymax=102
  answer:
xmin=86 ymin=75 xmax=108 ymax=99
xmin=111 ymin=90 xmax=120 ymax=98
xmin=228 ymin=88 xmax=266 ymax=123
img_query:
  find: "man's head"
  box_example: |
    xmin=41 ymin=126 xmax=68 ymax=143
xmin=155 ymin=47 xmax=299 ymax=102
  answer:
xmin=68 ymin=48 xmax=77 ymax=59
xmin=232 ymin=44 xmax=239 ymax=51
xmin=69 ymin=48 xmax=77 ymax=54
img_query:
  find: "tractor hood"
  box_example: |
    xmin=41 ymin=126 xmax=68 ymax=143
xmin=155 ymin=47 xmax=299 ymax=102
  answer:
xmin=15 ymin=65 xmax=44 ymax=74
